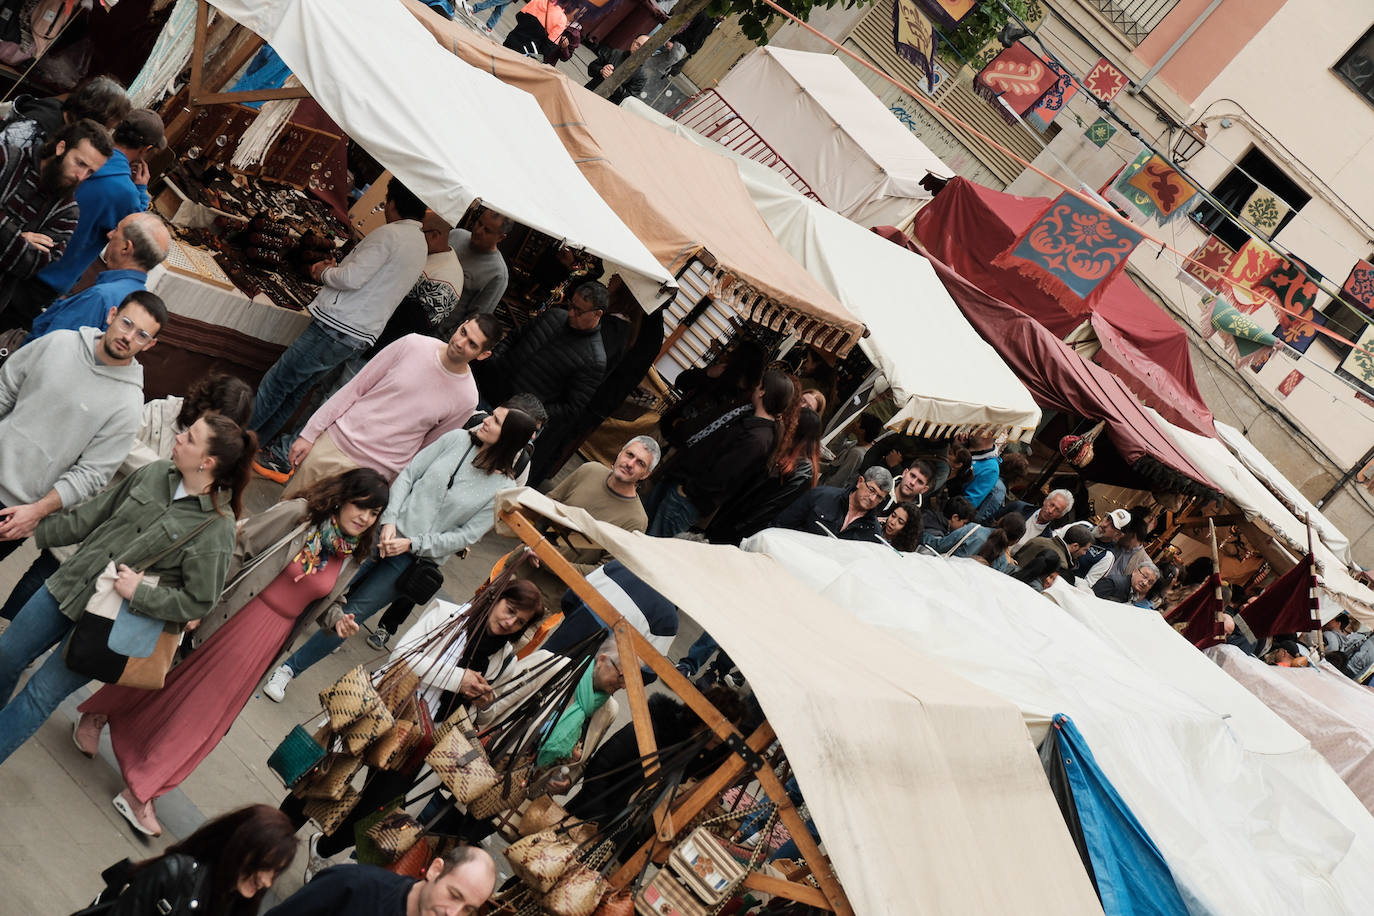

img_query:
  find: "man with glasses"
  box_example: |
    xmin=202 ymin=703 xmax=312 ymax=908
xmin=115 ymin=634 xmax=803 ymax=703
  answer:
xmin=475 ymin=280 xmax=609 ymax=484
xmin=772 ymin=465 xmax=892 ymax=543
xmin=0 ymin=292 xmax=162 ymax=565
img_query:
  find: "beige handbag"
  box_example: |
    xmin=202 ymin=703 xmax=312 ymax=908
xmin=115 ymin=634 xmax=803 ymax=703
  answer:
xmin=304 ymin=786 xmax=361 ymax=834
xmin=467 ymin=761 xmax=533 ymax=820
xmin=541 ymin=861 xmax=607 ymax=916
xmin=318 ymin=665 xmax=381 ymax=731
xmin=505 ymin=829 xmax=580 ymax=894
xmin=668 ymin=827 xmax=748 ymax=905
xmin=366 ymin=719 xmax=421 ymax=770
xmin=366 ymin=810 xmax=424 ymax=862
xmin=299 ymin=753 xmax=363 ymax=800
xmin=426 ymin=726 xmax=500 ymax=804
xmin=340 ymin=702 xmax=395 ymax=755
xmin=634 ymin=869 xmax=707 ymax=916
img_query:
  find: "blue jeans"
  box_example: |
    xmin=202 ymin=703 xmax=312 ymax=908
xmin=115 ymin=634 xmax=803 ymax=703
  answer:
xmin=0 ymin=585 xmax=92 ymax=764
xmin=250 ymin=321 xmax=364 ymax=445
xmin=647 ymin=484 xmax=698 ymax=538
xmin=677 ymin=630 xmax=718 ymax=676
xmin=280 ymin=553 xmax=414 ymax=677
xmin=262 ymin=354 xmax=366 ymax=464
xmin=471 ymin=0 xmax=511 ymax=29
xmin=0 ymin=548 xmax=60 ymax=621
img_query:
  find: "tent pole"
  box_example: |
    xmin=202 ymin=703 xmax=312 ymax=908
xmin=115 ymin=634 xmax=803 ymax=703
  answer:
xmin=820 ymin=367 xmax=881 ymax=447
xmin=1209 ymin=518 xmax=1224 ymax=627
xmin=498 ymin=507 xmax=854 ymax=914
xmin=1305 ymin=514 xmax=1324 ymax=659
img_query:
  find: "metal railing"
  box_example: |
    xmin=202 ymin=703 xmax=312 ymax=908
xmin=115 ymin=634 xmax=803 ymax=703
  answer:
xmin=1088 ymin=0 xmax=1181 ymax=45
xmin=669 ymin=90 xmax=825 ymax=204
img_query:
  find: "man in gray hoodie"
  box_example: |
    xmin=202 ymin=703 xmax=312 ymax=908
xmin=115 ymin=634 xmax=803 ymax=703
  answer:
xmin=0 ymin=290 xmax=162 ymax=563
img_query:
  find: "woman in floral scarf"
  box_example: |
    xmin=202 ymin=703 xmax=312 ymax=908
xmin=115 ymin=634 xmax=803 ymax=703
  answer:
xmin=74 ymin=468 xmax=389 ymax=838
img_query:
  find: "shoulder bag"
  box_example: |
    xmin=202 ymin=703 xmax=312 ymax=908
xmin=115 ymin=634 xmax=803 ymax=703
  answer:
xmin=393 ymin=440 xmax=477 ymax=605
xmin=63 ymin=516 xmax=218 ymax=690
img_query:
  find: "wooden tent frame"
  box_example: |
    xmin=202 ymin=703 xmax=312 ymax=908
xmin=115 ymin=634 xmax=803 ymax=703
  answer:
xmin=499 ymin=505 xmax=855 ymax=915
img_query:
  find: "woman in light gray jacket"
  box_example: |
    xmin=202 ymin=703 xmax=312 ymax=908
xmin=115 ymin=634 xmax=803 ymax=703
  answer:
xmin=264 ymin=399 xmax=539 ymax=701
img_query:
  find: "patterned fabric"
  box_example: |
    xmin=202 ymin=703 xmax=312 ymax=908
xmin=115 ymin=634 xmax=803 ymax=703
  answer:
xmin=892 ymin=0 xmax=938 ymax=91
xmin=685 ymin=403 xmax=750 ymax=448
xmin=0 ymin=141 xmax=79 ymax=286
xmin=1338 ymin=324 xmax=1374 ymax=395
xmin=1025 ymin=57 xmax=1077 ymax=130
xmin=1241 ymin=185 xmax=1290 ymax=236
xmin=1276 ymin=370 xmax=1304 ymax=398
xmin=910 ymin=0 xmax=977 ymax=30
xmin=1221 ymin=239 xmax=1282 ymax=313
xmin=1084 ymin=57 xmax=1128 ymax=101
xmin=1106 ymin=148 xmax=1158 ymax=224
xmin=992 ymin=190 xmax=1144 ymax=314
xmin=1342 ymin=259 xmax=1374 ymax=316
xmin=1206 ymin=296 xmax=1278 ymax=368
xmin=1123 ymin=154 xmax=1198 ymax=223
xmin=1085 ymin=118 xmax=1116 ymax=147
xmin=1182 ymin=235 xmax=1236 ymax=294
xmin=974 ymin=43 xmax=1059 ymax=118
xmin=292 ymin=516 xmax=359 ymax=578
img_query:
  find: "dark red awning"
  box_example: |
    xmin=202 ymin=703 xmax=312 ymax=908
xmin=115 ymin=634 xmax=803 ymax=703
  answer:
xmin=873 ymin=226 xmax=1221 ymax=499
xmin=910 ymin=178 xmax=1215 ymax=437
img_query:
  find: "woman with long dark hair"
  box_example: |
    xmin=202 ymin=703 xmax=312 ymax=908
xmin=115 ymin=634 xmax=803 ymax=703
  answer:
xmin=264 ymin=399 xmax=540 ymax=702
xmin=882 ymin=501 xmax=923 ymax=552
xmin=0 ymin=414 xmax=253 ymax=770
xmin=77 ymin=804 xmax=297 ymax=916
xmin=704 ymin=406 xmax=822 ymax=545
xmin=75 ymin=469 xmax=389 ymax=837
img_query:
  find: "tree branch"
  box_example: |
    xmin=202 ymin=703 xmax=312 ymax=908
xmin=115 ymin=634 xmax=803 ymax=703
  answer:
xmin=593 ymin=0 xmax=714 ymax=99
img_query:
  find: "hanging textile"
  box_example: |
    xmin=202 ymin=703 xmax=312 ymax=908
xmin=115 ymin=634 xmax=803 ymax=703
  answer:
xmin=1122 ymin=153 xmax=1198 ymax=225
xmin=910 ymin=0 xmax=977 ymax=30
xmin=230 ymin=43 xmax=292 ymax=109
xmin=1341 ymin=259 xmax=1374 ymax=315
xmin=1083 ymin=57 xmax=1127 ymax=101
xmin=1240 ymin=184 xmax=1291 ymax=236
xmin=1025 ymin=57 xmax=1077 ymax=130
xmin=231 ymin=76 xmax=303 ymax=168
xmin=1239 ymin=555 xmax=1320 ymax=639
xmin=892 ymin=0 xmax=938 ymax=92
xmin=1181 ymin=234 xmax=1236 ymax=294
xmin=974 ymin=43 xmax=1059 ymax=122
xmin=126 ymin=0 xmax=201 ymax=108
xmin=991 ymin=190 xmax=1144 ymax=315
xmin=1085 ymin=117 xmax=1116 ymax=147
xmin=1221 ymin=238 xmax=1282 ymax=313
xmin=1049 ymin=714 xmax=1192 ymax=916
xmin=1105 ymin=148 xmax=1157 ymax=225
xmin=1254 ymin=257 xmax=1324 ymax=355
xmin=1203 ymin=296 xmax=1279 ymax=369
xmin=1338 ymin=325 xmax=1374 ymax=394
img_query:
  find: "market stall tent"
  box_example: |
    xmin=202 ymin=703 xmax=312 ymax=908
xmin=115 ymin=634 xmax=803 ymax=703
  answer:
xmin=675 ymin=46 xmax=954 ymax=228
xmin=623 ymin=99 xmax=1042 ymax=441
xmin=878 ymin=226 xmax=1220 ymax=498
xmin=493 ymin=490 xmax=1103 ymax=916
xmin=203 ymin=0 xmax=676 ymax=311
xmin=745 ymin=529 xmax=1374 ymax=916
xmin=404 ymin=0 xmax=867 ymax=358
xmin=1146 ymin=407 xmax=1374 ymax=622
xmin=912 ymin=178 xmax=1215 ymax=437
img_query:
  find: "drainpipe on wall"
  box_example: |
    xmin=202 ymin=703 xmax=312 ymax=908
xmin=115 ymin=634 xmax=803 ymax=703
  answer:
xmin=1127 ymin=0 xmax=1226 ymax=95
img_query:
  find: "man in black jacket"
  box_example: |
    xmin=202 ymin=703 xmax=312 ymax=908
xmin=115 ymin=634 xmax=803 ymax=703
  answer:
xmin=772 ymin=466 xmax=892 ymax=543
xmin=584 ymin=34 xmax=650 ymax=104
xmin=476 ymin=281 xmax=608 ymax=482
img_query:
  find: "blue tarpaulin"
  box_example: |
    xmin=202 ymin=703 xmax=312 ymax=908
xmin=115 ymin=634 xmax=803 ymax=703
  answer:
xmin=1052 ymin=714 xmax=1192 ymax=916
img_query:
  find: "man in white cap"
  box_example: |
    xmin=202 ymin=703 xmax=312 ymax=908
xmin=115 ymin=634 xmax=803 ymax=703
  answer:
xmin=1056 ymin=508 xmax=1131 ymax=590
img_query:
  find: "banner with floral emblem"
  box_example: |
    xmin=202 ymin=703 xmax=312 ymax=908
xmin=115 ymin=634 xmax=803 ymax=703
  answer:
xmin=992 ymin=190 xmax=1144 ymax=314
xmin=892 ymin=0 xmax=939 ymax=91
xmin=974 ymin=42 xmax=1059 ymax=122
xmin=1123 ymin=153 xmax=1198 ymax=224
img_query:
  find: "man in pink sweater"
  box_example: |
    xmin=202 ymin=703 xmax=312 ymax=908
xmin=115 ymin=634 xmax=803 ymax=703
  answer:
xmin=279 ymin=314 xmax=503 ymax=497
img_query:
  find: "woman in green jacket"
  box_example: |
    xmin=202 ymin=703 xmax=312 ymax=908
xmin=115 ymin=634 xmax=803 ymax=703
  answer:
xmin=0 ymin=413 xmax=256 ymax=766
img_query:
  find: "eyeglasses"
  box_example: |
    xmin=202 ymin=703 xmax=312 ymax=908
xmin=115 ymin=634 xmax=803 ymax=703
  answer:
xmin=115 ymin=315 xmax=155 ymax=344
xmin=569 ymin=303 xmax=603 ymax=316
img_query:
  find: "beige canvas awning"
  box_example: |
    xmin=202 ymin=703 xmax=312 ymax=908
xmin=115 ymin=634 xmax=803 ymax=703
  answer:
xmin=404 ymin=0 xmax=867 ymax=356
xmin=493 ymin=489 xmax=1102 ymax=916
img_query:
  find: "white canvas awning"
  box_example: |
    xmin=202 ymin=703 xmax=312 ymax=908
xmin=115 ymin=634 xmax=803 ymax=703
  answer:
xmin=204 ymin=0 xmax=675 ymax=311
xmin=1214 ymin=421 xmax=1356 ymax=567
xmin=1147 ymin=409 xmax=1374 ymax=622
xmin=623 ymin=99 xmax=1041 ymax=441
xmin=744 ymin=529 xmax=1374 ymax=916
xmin=710 ymin=47 xmax=953 ymax=228
xmin=493 ymin=489 xmax=1101 ymax=916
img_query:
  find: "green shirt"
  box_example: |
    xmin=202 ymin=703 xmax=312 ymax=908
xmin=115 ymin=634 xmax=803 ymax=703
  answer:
xmin=35 ymin=461 xmax=237 ymax=624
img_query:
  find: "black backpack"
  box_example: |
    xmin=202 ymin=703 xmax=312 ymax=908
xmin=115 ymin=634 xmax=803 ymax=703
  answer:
xmin=71 ymin=854 xmax=211 ymax=916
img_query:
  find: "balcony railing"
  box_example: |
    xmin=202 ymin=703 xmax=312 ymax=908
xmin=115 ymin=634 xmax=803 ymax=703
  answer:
xmin=1088 ymin=0 xmax=1181 ymax=46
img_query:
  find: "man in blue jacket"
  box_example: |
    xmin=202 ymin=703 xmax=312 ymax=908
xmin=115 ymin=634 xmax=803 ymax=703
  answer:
xmin=8 ymin=109 xmax=164 ymax=326
xmin=28 ymin=211 xmax=169 ymax=339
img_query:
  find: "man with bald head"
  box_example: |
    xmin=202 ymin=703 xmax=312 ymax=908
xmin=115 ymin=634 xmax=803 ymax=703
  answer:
xmin=27 ymin=211 xmax=169 ymax=339
xmin=370 ymin=209 xmax=465 ymax=351
xmin=265 ymin=844 xmax=497 ymax=916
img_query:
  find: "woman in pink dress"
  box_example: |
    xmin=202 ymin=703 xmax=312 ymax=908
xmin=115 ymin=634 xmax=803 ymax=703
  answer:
xmin=75 ymin=468 xmax=390 ymax=838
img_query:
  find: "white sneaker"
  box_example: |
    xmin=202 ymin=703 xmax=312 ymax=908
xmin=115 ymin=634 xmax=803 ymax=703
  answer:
xmin=263 ymin=664 xmax=294 ymax=703
xmin=303 ymin=832 xmax=328 ymax=883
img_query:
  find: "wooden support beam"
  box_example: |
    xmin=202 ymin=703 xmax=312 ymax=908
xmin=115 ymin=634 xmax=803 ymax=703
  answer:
xmin=193 ymin=86 xmax=313 ymax=105
xmin=742 ymin=872 xmax=829 ymax=909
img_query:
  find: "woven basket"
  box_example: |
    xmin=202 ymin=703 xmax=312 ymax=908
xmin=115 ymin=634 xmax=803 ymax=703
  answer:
xmin=299 ymin=753 xmax=364 ymax=800
xmin=374 ymin=660 xmax=421 ymax=714
xmin=341 ymin=702 xmax=395 ymax=755
xmin=366 ymin=719 xmax=421 ymax=770
xmin=506 ymin=829 xmax=578 ymax=894
xmin=304 ymin=786 xmax=361 ymax=834
xmin=266 ymin=724 xmax=326 ymax=788
xmin=426 ymin=726 xmax=500 ymax=804
xmin=541 ymin=861 xmax=607 ymax=916
xmin=319 ymin=665 xmax=380 ymax=731
xmin=367 ymin=810 xmax=424 ymax=862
